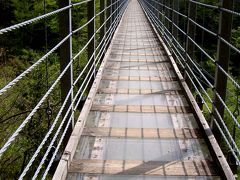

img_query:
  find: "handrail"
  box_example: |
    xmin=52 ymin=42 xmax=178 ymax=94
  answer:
xmin=139 ymin=0 xmax=240 ymax=170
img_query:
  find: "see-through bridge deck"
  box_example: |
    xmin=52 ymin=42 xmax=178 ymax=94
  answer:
xmin=53 ymin=0 xmax=232 ymax=179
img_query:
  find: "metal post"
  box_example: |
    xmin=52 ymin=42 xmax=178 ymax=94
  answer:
xmin=184 ymin=0 xmax=196 ymax=87
xmin=111 ymin=0 xmax=116 ymax=31
xmin=172 ymin=0 xmax=178 ymax=39
xmin=163 ymin=0 xmax=169 ymax=31
xmin=186 ymin=0 xmax=196 ymax=58
xmin=212 ymin=0 xmax=234 ymax=172
xmin=118 ymin=0 xmax=120 ymax=19
xmin=117 ymin=0 xmax=120 ymax=22
xmin=112 ymin=0 xmax=115 ymax=24
xmin=160 ymin=0 xmax=164 ymax=33
xmin=156 ymin=0 xmax=159 ymax=17
xmin=58 ymin=0 xmax=74 ymax=147
xmin=164 ymin=0 xmax=170 ymax=32
xmin=167 ymin=0 xmax=172 ymax=33
xmin=115 ymin=0 xmax=118 ymax=27
xmin=100 ymin=0 xmax=106 ymax=62
xmin=110 ymin=0 xmax=113 ymax=40
xmin=155 ymin=0 xmax=159 ymax=19
xmin=196 ymin=94 xmax=203 ymax=111
xmin=213 ymin=0 xmax=233 ymax=121
xmin=163 ymin=0 xmax=167 ymax=35
xmin=113 ymin=0 xmax=117 ymax=31
xmin=106 ymin=0 xmax=112 ymax=48
xmin=106 ymin=0 xmax=111 ymax=31
xmin=152 ymin=1 xmax=158 ymax=17
xmin=87 ymin=0 xmax=96 ymax=91
xmin=100 ymin=0 xmax=106 ymax=41
xmin=153 ymin=0 xmax=155 ymax=16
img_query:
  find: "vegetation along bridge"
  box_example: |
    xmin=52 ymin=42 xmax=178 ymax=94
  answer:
xmin=0 ymin=0 xmax=240 ymax=179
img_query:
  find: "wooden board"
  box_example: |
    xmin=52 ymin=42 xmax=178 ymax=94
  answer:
xmin=111 ymin=47 xmax=163 ymax=51
xmin=69 ymin=159 xmax=218 ymax=176
xmin=82 ymin=127 xmax=202 ymax=139
xmin=101 ymin=76 xmax=178 ymax=81
xmin=104 ymin=66 xmax=174 ymax=71
xmin=110 ymin=53 xmax=164 ymax=56
xmin=98 ymin=88 xmax=183 ymax=95
xmin=91 ymin=104 xmax=192 ymax=113
xmin=107 ymin=59 xmax=166 ymax=63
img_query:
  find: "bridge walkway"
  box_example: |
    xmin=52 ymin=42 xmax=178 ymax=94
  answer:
xmin=54 ymin=0 xmax=227 ymax=179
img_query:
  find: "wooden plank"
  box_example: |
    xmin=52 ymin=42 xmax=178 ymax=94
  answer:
xmin=130 ymin=76 xmax=140 ymax=81
xmin=110 ymin=53 xmax=165 ymax=56
xmin=91 ymin=105 xmax=192 ymax=113
xmin=113 ymin=38 xmax=159 ymax=42
xmin=113 ymin=39 xmax=158 ymax=43
xmin=82 ymin=127 xmax=202 ymax=139
xmin=101 ymin=76 xmax=178 ymax=82
xmin=107 ymin=59 xmax=166 ymax=63
xmin=105 ymin=66 xmax=174 ymax=71
xmin=69 ymin=159 xmax=218 ymax=176
xmin=98 ymin=88 xmax=183 ymax=95
xmin=113 ymin=39 xmax=158 ymax=42
xmin=111 ymin=47 xmax=163 ymax=51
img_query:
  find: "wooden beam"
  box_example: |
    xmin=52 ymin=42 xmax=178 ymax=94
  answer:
xmin=110 ymin=52 xmax=164 ymax=56
xmin=98 ymin=88 xmax=183 ymax=95
xmin=104 ymin=66 xmax=173 ymax=71
xmin=69 ymin=159 xmax=218 ymax=176
xmin=107 ymin=59 xmax=168 ymax=63
xmin=91 ymin=104 xmax=191 ymax=113
xmin=101 ymin=76 xmax=178 ymax=81
xmin=111 ymin=46 xmax=163 ymax=51
xmin=82 ymin=127 xmax=202 ymax=139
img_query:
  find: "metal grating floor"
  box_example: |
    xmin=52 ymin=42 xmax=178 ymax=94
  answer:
xmin=66 ymin=0 xmax=220 ymax=179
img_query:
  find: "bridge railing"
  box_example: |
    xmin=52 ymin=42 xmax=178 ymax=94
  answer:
xmin=0 ymin=0 xmax=128 ymax=179
xmin=139 ymin=0 xmax=240 ymax=171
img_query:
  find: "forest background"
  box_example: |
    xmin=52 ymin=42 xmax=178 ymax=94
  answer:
xmin=0 ymin=0 xmax=240 ymax=178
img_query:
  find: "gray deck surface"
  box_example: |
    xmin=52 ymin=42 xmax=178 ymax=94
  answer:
xmin=66 ymin=0 xmax=220 ymax=179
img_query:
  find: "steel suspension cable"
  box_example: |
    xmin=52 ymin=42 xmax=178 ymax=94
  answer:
xmin=18 ymin=1 xmax=128 ymax=178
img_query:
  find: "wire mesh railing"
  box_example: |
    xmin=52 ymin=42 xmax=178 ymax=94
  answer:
xmin=139 ymin=0 xmax=240 ymax=172
xmin=0 ymin=0 xmax=128 ymax=179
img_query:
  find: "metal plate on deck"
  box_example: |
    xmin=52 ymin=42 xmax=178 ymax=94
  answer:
xmin=103 ymin=69 xmax=176 ymax=78
xmin=82 ymin=127 xmax=202 ymax=139
xmin=85 ymin=112 xmax=199 ymax=129
xmin=99 ymin=80 xmax=181 ymax=90
xmin=93 ymin=94 xmax=189 ymax=107
xmin=74 ymin=137 xmax=212 ymax=162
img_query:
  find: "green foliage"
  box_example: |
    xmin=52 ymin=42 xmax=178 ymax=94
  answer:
xmin=11 ymin=0 xmax=57 ymax=22
xmin=232 ymin=27 xmax=240 ymax=49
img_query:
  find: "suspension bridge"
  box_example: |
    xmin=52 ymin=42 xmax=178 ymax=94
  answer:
xmin=0 ymin=0 xmax=239 ymax=179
